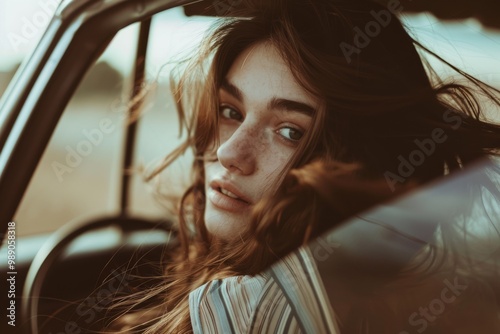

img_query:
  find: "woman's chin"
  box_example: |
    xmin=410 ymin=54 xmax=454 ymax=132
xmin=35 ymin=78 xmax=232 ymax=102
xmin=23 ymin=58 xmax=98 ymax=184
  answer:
xmin=204 ymin=208 xmax=249 ymax=241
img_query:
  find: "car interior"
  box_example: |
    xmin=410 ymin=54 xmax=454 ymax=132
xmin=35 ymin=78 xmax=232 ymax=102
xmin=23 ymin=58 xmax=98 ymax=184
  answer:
xmin=0 ymin=0 xmax=499 ymax=333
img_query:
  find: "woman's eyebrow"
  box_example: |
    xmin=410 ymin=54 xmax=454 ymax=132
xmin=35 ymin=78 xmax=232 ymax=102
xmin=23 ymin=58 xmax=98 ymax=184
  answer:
xmin=221 ymin=79 xmax=315 ymax=116
xmin=269 ymin=98 xmax=315 ymax=117
xmin=221 ymin=79 xmax=244 ymax=102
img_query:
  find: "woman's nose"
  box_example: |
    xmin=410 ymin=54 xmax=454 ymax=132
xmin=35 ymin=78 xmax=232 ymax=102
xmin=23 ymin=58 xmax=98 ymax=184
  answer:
xmin=216 ymin=123 xmax=259 ymax=175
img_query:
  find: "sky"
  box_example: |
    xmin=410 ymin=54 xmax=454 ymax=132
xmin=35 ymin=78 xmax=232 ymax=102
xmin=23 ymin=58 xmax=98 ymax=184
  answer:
xmin=0 ymin=0 xmax=62 ymax=69
xmin=0 ymin=1 xmax=216 ymax=74
xmin=0 ymin=1 xmax=499 ymax=87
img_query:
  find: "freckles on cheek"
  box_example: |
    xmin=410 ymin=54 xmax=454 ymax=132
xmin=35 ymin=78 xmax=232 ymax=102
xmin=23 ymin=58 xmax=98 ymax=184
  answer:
xmin=264 ymin=148 xmax=294 ymax=176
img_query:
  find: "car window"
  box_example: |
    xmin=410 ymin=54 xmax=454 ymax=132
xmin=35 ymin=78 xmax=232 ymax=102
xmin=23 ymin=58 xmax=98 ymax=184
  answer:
xmin=400 ymin=14 xmax=500 ymax=92
xmin=12 ymin=7 xmax=216 ymax=236
xmin=13 ymin=23 xmax=138 ymax=236
xmin=130 ymin=7 xmax=216 ymax=218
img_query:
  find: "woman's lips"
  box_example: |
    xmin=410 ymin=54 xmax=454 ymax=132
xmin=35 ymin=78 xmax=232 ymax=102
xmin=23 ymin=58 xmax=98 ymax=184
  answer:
xmin=207 ymin=187 xmax=251 ymax=213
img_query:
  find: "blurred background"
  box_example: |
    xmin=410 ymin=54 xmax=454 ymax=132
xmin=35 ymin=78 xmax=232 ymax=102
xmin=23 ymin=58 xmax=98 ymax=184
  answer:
xmin=0 ymin=1 xmax=499 ymax=236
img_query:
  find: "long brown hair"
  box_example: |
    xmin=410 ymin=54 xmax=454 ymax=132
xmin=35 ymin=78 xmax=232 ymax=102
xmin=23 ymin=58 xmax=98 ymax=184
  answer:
xmin=106 ymin=0 xmax=500 ymax=332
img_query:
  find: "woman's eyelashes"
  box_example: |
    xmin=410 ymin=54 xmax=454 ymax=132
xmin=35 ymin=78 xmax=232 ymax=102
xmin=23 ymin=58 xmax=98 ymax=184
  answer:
xmin=218 ymin=105 xmax=305 ymax=144
xmin=277 ymin=127 xmax=304 ymax=142
xmin=220 ymin=105 xmax=243 ymax=121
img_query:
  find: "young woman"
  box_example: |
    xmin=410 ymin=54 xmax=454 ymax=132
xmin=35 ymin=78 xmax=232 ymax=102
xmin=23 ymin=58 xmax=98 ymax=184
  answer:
xmin=107 ymin=0 xmax=500 ymax=332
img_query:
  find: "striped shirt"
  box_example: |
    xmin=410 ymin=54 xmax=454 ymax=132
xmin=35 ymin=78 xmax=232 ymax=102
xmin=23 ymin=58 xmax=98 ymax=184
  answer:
xmin=189 ymin=247 xmax=340 ymax=333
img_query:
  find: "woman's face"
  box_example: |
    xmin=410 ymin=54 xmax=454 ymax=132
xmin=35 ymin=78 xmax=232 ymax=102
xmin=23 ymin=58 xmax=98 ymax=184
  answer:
xmin=203 ymin=42 xmax=320 ymax=241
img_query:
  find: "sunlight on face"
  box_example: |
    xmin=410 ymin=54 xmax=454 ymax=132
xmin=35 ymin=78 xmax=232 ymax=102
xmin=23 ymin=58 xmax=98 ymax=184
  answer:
xmin=203 ymin=41 xmax=320 ymax=241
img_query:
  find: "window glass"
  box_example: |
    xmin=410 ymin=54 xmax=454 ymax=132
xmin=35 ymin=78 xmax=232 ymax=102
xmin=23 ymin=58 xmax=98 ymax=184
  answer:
xmin=130 ymin=7 xmax=216 ymax=219
xmin=14 ymin=24 xmax=139 ymax=236
xmin=0 ymin=0 xmax=60 ymax=98
xmin=13 ymin=6 xmax=217 ymax=236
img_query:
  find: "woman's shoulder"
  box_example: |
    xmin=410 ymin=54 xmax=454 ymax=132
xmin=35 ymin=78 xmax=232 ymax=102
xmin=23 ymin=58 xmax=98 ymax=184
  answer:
xmin=189 ymin=272 xmax=269 ymax=333
xmin=259 ymin=247 xmax=340 ymax=333
xmin=189 ymin=247 xmax=339 ymax=334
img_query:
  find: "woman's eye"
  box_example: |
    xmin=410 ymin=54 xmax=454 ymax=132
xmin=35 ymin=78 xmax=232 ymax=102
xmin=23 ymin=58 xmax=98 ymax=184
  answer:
xmin=220 ymin=106 xmax=243 ymax=121
xmin=278 ymin=127 xmax=304 ymax=142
